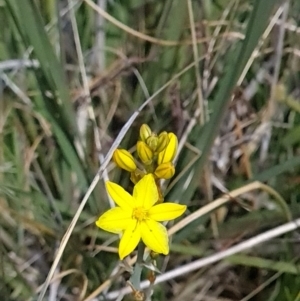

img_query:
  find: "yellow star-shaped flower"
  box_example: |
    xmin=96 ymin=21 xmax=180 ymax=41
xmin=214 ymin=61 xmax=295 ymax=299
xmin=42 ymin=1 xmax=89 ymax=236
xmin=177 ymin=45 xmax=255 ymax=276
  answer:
xmin=96 ymin=174 xmax=186 ymax=259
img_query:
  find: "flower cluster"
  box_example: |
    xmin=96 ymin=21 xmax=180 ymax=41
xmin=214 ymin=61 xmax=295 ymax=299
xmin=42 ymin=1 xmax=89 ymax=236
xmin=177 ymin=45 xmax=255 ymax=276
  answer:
xmin=113 ymin=124 xmax=178 ymax=183
xmin=96 ymin=124 xmax=186 ymax=260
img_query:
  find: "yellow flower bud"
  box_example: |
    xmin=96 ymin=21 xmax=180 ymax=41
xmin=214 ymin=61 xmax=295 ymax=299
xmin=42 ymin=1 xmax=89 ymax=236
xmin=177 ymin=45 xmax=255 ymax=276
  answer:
xmin=140 ymin=124 xmax=152 ymax=142
xmin=146 ymin=135 xmax=158 ymax=152
xmin=157 ymin=132 xmax=178 ymax=164
xmin=156 ymin=131 xmax=169 ymax=153
xmin=113 ymin=149 xmax=137 ymax=172
xmin=137 ymin=141 xmax=153 ymax=165
xmin=154 ymin=162 xmax=175 ymax=179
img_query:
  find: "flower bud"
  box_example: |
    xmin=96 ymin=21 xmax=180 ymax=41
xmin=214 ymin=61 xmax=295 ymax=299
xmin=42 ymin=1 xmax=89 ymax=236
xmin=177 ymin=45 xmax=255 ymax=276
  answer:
xmin=157 ymin=132 xmax=178 ymax=164
xmin=137 ymin=141 xmax=153 ymax=165
xmin=140 ymin=124 xmax=152 ymax=142
xmin=156 ymin=131 xmax=169 ymax=153
xmin=154 ymin=162 xmax=175 ymax=179
xmin=146 ymin=135 xmax=158 ymax=152
xmin=113 ymin=149 xmax=137 ymax=172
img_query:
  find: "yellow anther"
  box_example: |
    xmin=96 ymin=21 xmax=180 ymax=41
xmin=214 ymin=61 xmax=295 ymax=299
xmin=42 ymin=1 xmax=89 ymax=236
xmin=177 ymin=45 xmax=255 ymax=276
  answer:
xmin=132 ymin=207 xmax=148 ymax=221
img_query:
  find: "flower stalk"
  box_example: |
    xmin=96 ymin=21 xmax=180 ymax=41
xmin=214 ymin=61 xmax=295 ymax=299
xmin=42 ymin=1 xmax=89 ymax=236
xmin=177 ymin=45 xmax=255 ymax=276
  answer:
xmin=95 ymin=124 xmax=185 ymax=298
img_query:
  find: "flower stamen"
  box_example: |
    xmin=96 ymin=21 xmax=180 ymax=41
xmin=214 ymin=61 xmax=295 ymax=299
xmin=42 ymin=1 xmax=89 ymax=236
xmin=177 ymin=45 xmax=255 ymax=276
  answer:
xmin=132 ymin=207 xmax=148 ymax=221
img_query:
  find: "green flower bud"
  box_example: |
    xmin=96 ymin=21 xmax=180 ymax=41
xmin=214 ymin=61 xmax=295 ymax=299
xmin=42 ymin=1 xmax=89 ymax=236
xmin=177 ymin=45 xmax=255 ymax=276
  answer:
xmin=154 ymin=162 xmax=175 ymax=179
xmin=113 ymin=149 xmax=137 ymax=172
xmin=130 ymin=169 xmax=145 ymax=184
xmin=137 ymin=141 xmax=153 ymax=165
xmin=146 ymin=135 xmax=158 ymax=152
xmin=157 ymin=132 xmax=178 ymax=164
xmin=140 ymin=124 xmax=152 ymax=142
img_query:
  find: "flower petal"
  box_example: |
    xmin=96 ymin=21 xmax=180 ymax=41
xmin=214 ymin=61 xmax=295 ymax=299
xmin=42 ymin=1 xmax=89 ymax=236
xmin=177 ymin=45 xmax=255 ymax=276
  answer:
xmin=106 ymin=181 xmax=135 ymax=209
xmin=148 ymin=203 xmax=186 ymax=221
xmin=119 ymin=219 xmax=141 ymax=259
xmin=133 ymin=174 xmax=158 ymax=208
xmin=95 ymin=207 xmax=132 ymax=233
xmin=140 ymin=219 xmax=169 ymax=255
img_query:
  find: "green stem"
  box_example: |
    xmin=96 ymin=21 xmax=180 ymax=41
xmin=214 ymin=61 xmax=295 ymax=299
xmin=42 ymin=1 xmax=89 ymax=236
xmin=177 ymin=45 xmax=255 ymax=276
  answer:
xmin=130 ymin=242 xmax=145 ymax=290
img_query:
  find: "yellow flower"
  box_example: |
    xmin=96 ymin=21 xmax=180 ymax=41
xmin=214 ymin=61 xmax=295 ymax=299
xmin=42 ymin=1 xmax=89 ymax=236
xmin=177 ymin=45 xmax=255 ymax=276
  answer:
xmin=154 ymin=162 xmax=175 ymax=179
xmin=157 ymin=133 xmax=178 ymax=164
xmin=137 ymin=141 xmax=153 ymax=165
xmin=113 ymin=149 xmax=137 ymax=172
xmin=96 ymin=174 xmax=186 ymax=259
